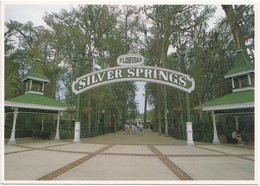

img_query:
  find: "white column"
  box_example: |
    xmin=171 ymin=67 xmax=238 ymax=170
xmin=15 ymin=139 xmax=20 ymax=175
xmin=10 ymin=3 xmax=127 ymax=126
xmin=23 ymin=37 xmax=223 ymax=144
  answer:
xmin=186 ymin=122 xmax=194 ymax=146
xmin=231 ymin=78 xmax=235 ymax=89
xmin=41 ymin=117 xmax=44 ymax=132
xmin=212 ymin=111 xmax=220 ymax=144
xmin=248 ymin=74 xmax=252 ymax=86
xmin=42 ymin=82 xmax=45 ymax=92
xmin=73 ymin=122 xmax=81 ymax=143
xmin=29 ymin=80 xmax=32 ymax=90
xmin=54 ymin=111 xmax=61 ymax=140
xmin=8 ymin=108 xmax=18 ymax=145
xmin=235 ymin=116 xmax=239 ymax=131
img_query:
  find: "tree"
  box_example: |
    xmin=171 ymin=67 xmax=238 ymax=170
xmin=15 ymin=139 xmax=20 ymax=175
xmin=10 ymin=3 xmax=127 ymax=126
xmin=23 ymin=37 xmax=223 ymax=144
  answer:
xmin=142 ymin=5 xmax=216 ymax=136
xmin=222 ymin=5 xmax=254 ymax=61
xmin=43 ymin=5 xmax=139 ymax=130
xmin=4 ymin=21 xmax=59 ymax=98
xmin=5 ymin=4 xmax=254 ymax=139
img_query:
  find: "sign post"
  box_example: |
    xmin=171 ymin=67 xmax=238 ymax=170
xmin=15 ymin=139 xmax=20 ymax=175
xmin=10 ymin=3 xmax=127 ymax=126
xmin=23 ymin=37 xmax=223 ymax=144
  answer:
xmin=186 ymin=92 xmax=194 ymax=146
xmin=73 ymin=94 xmax=81 ymax=143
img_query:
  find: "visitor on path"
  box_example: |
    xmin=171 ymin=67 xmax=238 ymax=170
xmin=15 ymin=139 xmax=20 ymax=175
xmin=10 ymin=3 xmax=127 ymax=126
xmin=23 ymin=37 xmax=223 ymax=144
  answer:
xmin=124 ymin=123 xmax=130 ymax=135
xmin=137 ymin=123 xmax=144 ymax=136
xmin=232 ymin=130 xmax=243 ymax=144
xmin=131 ymin=124 xmax=136 ymax=135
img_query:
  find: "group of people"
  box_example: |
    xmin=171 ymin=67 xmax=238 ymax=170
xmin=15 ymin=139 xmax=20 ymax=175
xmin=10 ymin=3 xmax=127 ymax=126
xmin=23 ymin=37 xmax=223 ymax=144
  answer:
xmin=124 ymin=122 xmax=144 ymax=136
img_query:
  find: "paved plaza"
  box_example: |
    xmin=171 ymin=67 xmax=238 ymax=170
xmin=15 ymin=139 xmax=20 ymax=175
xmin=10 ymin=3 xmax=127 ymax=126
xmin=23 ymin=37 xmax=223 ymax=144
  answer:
xmin=3 ymin=130 xmax=256 ymax=184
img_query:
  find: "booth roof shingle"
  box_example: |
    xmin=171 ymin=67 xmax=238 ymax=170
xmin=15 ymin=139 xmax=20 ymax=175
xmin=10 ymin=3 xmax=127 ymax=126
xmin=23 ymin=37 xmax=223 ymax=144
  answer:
xmin=6 ymin=93 xmax=69 ymax=108
xmin=22 ymin=61 xmax=50 ymax=82
xmin=224 ymin=50 xmax=254 ymax=78
xmin=201 ymin=90 xmax=254 ymax=111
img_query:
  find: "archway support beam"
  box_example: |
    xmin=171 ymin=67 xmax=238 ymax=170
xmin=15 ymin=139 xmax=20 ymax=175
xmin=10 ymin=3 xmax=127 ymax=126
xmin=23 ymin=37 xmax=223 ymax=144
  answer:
xmin=186 ymin=92 xmax=194 ymax=146
xmin=73 ymin=94 xmax=81 ymax=143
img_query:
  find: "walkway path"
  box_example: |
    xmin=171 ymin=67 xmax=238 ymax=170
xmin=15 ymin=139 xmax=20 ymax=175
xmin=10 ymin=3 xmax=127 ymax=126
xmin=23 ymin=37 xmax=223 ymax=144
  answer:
xmin=3 ymin=130 xmax=255 ymax=184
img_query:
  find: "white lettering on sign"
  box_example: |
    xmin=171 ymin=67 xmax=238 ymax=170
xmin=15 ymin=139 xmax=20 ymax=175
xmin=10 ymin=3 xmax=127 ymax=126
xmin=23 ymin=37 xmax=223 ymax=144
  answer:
xmin=117 ymin=53 xmax=145 ymax=66
xmin=72 ymin=66 xmax=195 ymax=95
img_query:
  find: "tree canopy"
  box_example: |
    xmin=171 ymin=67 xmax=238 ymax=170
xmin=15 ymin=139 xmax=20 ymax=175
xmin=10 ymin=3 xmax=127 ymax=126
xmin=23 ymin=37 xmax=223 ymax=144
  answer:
xmin=5 ymin=4 xmax=254 ymax=131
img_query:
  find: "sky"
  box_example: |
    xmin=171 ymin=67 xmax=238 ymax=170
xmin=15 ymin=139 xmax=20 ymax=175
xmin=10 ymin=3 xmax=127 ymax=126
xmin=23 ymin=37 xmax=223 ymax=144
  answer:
xmin=3 ymin=2 xmax=227 ymax=114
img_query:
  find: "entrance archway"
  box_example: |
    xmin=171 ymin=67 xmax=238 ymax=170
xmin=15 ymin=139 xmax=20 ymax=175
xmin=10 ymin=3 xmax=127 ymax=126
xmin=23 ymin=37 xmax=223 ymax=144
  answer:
xmin=72 ymin=65 xmax=195 ymax=95
xmin=71 ymin=53 xmax=196 ymax=145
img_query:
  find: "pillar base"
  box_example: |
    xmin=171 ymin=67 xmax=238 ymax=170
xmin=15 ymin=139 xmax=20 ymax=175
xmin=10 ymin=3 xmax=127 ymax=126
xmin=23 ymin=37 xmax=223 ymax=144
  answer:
xmin=8 ymin=139 xmax=16 ymax=145
xmin=73 ymin=139 xmax=81 ymax=143
xmin=54 ymin=137 xmax=60 ymax=141
xmin=54 ymin=129 xmax=60 ymax=141
xmin=212 ymin=130 xmax=220 ymax=144
xmin=212 ymin=139 xmax=221 ymax=144
xmin=73 ymin=121 xmax=81 ymax=143
xmin=186 ymin=122 xmax=195 ymax=146
xmin=186 ymin=141 xmax=195 ymax=146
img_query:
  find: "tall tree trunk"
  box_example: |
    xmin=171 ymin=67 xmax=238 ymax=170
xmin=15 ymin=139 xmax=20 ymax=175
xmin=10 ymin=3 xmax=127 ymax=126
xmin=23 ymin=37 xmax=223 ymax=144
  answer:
xmin=163 ymin=86 xmax=168 ymax=137
xmin=87 ymin=91 xmax=91 ymax=136
xmin=161 ymin=35 xmax=170 ymax=137
xmin=153 ymin=85 xmax=159 ymax=132
xmin=222 ymin=5 xmax=249 ymax=59
xmin=158 ymin=103 xmax=162 ymax=135
xmin=143 ymin=87 xmax=147 ymax=128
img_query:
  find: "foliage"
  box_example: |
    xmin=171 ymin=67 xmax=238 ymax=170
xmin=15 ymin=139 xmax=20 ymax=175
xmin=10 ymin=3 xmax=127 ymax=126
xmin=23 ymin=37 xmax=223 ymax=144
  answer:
xmin=5 ymin=5 xmax=254 ymax=138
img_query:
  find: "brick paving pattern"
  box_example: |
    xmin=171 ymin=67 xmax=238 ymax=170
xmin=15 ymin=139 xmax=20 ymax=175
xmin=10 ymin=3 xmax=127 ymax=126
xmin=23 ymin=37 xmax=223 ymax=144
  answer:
xmin=3 ymin=130 xmax=255 ymax=182
xmin=147 ymin=145 xmax=193 ymax=180
xmin=37 ymin=144 xmax=114 ymax=180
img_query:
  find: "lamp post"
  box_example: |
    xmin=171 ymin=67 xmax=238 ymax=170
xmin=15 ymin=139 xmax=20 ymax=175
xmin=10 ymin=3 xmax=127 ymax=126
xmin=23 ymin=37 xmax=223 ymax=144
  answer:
xmin=179 ymin=45 xmax=194 ymax=146
xmin=112 ymin=113 xmax=115 ymax=132
xmin=72 ymin=56 xmax=82 ymax=143
xmin=102 ymin=109 xmax=105 ymax=134
xmin=73 ymin=94 xmax=81 ymax=143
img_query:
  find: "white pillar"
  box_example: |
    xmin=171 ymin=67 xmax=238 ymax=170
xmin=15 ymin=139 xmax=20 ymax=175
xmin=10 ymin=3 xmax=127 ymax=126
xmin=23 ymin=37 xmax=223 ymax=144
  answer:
xmin=73 ymin=122 xmax=81 ymax=143
xmin=54 ymin=111 xmax=61 ymax=140
xmin=235 ymin=116 xmax=239 ymax=131
xmin=248 ymin=74 xmax=252 ymax=86
xmin=29 ymin=80 xmax=32 ymax=90
xmin=212 ymin=111 xmax=220 ymax=144
xmin=8 ymin=108 xmax=18 ymax=145
xmin=41 ymin=117 xmax=44 ymax=132
xmin=231 ymin=78 xmax=235 ymax=89
xmin=42 ymin=82 xmax=45 ymax=92
xmin=186 ymin=122 xmax=194 ymax=146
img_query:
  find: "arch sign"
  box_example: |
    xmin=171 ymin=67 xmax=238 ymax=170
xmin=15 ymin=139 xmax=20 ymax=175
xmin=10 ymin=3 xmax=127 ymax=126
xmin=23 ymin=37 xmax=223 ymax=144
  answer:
xmin=72 ymin=53 xmax=195 ymax=95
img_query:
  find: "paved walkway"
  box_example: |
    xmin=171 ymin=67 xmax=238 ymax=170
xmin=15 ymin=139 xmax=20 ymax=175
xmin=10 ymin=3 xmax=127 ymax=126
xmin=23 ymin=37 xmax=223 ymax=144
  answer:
xmin=3 ymin=130 xmax=255 ymax=184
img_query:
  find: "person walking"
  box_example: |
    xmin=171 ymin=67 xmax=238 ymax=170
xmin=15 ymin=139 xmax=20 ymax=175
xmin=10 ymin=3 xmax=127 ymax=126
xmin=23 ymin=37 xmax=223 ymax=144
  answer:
xmin=131 ymin=124 xmax=136 ymax=135
xmin=124 ymin=123 xmax=130 ymax=135
xmin=138 ymin=123 xmax=144 ymax=136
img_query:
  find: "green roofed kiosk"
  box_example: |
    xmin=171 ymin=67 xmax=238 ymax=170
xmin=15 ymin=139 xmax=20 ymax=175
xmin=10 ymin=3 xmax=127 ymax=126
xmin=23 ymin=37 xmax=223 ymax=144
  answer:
xmin=200 ymin=50 xmax=254 ymax=144
xmin=5 ymin=60 xmax=69 ymax=144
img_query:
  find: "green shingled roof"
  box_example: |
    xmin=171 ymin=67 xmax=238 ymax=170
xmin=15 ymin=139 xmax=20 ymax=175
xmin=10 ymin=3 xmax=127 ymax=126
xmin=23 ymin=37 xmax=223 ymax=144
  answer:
xmin=6 ymin=93 xmax=69 ymax=108
xmin=201 ymin=90 xmax=254 ymax=110
xmin=225 ymin=50 xmax=254 ymax=78
xmin=22 ymin=61 xmax=50 ymax=82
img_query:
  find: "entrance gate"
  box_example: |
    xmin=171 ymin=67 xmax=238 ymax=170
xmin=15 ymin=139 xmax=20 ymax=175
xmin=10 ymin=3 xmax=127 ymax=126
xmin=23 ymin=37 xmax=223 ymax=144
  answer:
xmin=72 ymin=53 xmax=196 ymax=145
